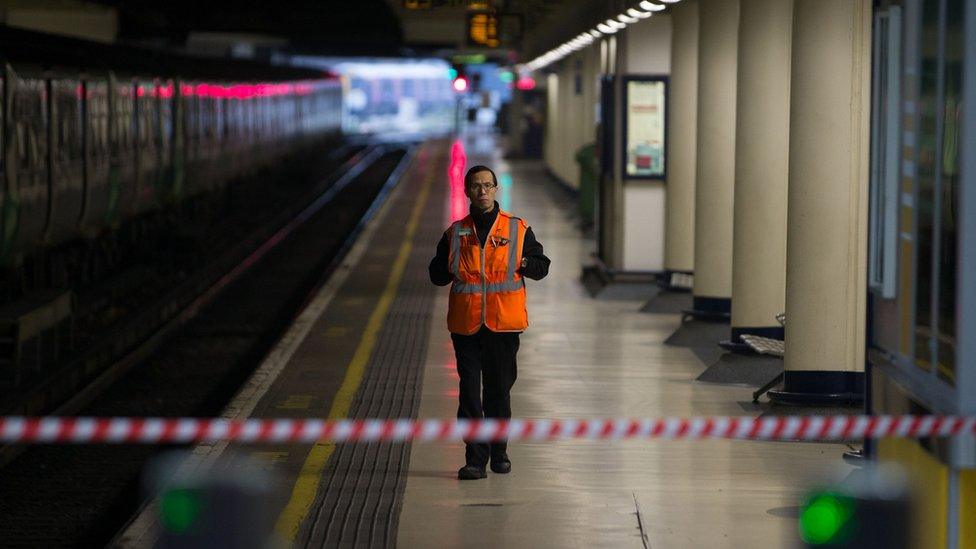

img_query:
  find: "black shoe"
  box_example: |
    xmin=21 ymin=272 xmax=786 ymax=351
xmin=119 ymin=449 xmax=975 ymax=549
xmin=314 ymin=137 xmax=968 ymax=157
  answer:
xmin=490 ymin=453 xmax=511 ymax=474
xmin=457 ymin=464 xmax=487 ymax=480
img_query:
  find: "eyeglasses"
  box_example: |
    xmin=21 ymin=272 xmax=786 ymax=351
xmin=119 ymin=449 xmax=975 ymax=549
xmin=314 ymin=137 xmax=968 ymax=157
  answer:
xmin=468 ymin=184 xmax=498 ymax=194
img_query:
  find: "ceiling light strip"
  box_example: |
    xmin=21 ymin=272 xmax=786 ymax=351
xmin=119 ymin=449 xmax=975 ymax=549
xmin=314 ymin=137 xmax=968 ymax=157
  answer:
xmin=519 ymin=1 xmax=681 ymax=73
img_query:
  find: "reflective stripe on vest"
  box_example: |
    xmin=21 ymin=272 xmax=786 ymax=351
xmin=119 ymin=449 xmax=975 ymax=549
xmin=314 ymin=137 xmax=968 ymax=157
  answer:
xmin=506 ymin=216 xmax=519 ymax=282
xmin=449 ymin=220 xmax=462 ymax=275
xmin=451 ymin=280 xmax=525 ymax=294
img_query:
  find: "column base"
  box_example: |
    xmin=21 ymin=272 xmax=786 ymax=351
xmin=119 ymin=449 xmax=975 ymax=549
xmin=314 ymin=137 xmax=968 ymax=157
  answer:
xmin=682 ymin=296 xmax=731 ymax=321
xmin=719 ymin=326 xmax=785 ymax=354
xmin=767 ymin=370 xmax=864 ymax=406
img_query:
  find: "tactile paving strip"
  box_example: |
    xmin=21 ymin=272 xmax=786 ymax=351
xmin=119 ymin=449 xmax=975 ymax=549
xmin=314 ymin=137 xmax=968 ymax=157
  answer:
xmin=298 ymin=150 xmax=446 ymax=548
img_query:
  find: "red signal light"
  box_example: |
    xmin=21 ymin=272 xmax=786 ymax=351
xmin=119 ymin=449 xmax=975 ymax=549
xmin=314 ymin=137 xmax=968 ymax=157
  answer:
xmin=452 ymin=77 xmax=469 ymax=92
xmin=515 ymin=76 xmax=536 ymax=91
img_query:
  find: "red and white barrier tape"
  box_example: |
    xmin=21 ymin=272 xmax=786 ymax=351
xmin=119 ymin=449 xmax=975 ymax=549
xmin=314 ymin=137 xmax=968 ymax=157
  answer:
xmin=0 ymin=415 xmax=974 ymax=444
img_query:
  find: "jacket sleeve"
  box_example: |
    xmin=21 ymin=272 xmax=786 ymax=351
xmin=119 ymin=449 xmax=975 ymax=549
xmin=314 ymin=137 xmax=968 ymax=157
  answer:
xmin=519 ymin=227 xmax=550 ymax=281
xmin=428 ymin=231 xmax=453 ymax=286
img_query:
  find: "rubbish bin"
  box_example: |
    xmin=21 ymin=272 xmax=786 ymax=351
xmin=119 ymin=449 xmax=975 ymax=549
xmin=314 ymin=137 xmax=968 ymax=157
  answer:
xmin=575 ymin=143 xmax=597 ymax=229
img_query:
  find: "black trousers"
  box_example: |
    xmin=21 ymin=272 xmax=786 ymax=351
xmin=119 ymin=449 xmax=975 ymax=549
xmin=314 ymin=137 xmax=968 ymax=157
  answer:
xmin=451 ymin=326 xmax=519 ymax=467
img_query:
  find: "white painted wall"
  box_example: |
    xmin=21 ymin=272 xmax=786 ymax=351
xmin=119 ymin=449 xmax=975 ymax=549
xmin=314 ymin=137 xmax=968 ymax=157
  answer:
xmin=545 ymin=73 xmax=560 ymax=174
xmin=543 ymin=47 xmax=600 ymax=190
xmin=625 ymin=14 xmax=673 ymax=72
xmin=539 ymin=15 xmax=672 ymax=272
xmin=619 ymin=14 xmax=672 ymax=272
xmin=622 ymin=182 xmax=667 ymax=271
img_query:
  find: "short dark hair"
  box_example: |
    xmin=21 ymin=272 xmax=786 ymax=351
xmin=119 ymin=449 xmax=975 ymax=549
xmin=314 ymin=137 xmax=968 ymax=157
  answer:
xmin=464 ymin=165 xmax=497 ymax=188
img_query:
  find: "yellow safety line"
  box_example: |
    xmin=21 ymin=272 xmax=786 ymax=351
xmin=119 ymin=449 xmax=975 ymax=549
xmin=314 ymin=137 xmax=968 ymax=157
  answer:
xmin=274 ymin=153 xmax=436 ymax=541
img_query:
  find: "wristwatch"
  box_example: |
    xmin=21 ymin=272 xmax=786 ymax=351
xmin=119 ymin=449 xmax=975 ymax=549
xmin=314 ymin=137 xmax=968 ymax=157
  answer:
xmin=520 ymin=257 xmax=528 ymax=269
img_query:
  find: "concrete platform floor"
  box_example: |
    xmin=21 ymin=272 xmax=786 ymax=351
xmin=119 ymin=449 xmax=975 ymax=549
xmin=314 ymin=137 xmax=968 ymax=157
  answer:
xmin=397 ymin=134 xmax=851 ymax=548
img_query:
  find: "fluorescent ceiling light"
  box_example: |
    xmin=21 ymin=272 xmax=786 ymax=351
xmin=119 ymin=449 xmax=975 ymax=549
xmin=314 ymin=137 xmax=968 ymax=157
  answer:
xmin=617 ymin=14 xmax=637 ymax=24
xmin=589 ymin=29 xmax=603 ymax=38
xmin=629 ymin=7 xmax=652 ymax=18
xmin=596 ymin=23 xmax=616 ymax=34
xmin=639 ymin=1 xmax=666 ymax=11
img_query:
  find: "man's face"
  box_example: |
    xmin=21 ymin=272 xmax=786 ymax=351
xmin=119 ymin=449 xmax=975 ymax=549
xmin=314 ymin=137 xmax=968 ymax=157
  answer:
xmin=465 ymin=170 xmax=497 ymax=211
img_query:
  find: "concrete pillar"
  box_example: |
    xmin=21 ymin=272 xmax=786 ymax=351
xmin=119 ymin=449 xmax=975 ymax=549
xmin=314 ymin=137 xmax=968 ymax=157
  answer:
xmin=690 ymin=0 xmax=739 ymax=317
xmin=723 ymin=0 xmax=793 ymax=350
xmin=664 ymin=0 xmax=699 ymax=278
xmin=771 ymin=0 xmax=871 ymax=404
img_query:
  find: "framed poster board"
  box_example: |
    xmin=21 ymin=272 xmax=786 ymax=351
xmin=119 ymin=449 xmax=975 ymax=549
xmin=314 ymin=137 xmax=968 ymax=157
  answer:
xmin=622 ymin=75 xmax=668 ymax=180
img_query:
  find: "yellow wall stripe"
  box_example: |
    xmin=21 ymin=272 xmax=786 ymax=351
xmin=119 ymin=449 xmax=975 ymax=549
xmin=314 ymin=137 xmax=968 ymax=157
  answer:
xmin=961 ymin=469 xmax=976 ymax=548
xmin=273 ymin=153 xmax=436 ymax=541
xmin=878 ymin=438 xmax=948 ymax=549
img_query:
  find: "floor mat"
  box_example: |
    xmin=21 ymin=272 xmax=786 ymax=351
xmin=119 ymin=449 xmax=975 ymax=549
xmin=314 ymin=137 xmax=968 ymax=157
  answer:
xmin=640 ymin=290 xmax=692 ymax=314
xmin=696 ymin=352 xmax=783 ymax=387
xmin=664 ymin=318 xmax=730 ymax=348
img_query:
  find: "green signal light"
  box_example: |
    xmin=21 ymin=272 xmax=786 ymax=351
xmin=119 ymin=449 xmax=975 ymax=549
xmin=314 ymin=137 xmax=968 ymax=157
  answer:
xmin=799 ymin=492 xmax=855 ymax=545
xmin=448 ymin=68 xmax=458 ymax=80
xmin=159 ymin=488 xmax=202 ymax=534
xmin=499 ymin=70 xmax=514 ymax=83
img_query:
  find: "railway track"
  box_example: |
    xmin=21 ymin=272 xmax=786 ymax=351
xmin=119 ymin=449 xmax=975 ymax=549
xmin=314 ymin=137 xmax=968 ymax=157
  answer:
xmin=0 ymin=142 xmax=413 ymax=547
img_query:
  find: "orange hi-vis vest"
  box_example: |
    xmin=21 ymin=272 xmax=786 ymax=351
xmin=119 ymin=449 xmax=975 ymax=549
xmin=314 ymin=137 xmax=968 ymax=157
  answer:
xmin=446 ymin=209 xmax=529 ymax=335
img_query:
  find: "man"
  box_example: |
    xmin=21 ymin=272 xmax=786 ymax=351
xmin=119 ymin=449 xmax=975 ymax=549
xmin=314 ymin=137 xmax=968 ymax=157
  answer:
xmin=429 ymin=165 xmax=550 ymax=480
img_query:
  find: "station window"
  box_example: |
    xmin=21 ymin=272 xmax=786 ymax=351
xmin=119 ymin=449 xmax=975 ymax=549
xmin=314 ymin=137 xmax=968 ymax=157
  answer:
xmin=936 ymin=0 xmax=963 ymax=383
xmin=911 ymin=0 xmax=963 ymax=384
xmin=913 ymin=0 xmax=939 ymax=375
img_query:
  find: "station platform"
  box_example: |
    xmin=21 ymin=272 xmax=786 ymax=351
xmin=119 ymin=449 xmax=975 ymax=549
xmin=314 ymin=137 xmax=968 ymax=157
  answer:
xmin=119 ymin=135 xmax=852 ymax=548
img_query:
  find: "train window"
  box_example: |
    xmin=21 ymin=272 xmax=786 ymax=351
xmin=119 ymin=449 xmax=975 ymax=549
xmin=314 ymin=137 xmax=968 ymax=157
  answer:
xmin=17 ymin=124 xmax=26 ymax=168
xmin=206 ymin=98 xmax=213 ymax=141
xmin=159 ymin=81 xmax=173 ymax=153
xmin=211 ymin=99 xmax=220 ymax=141
xmin=87 ymin=82 xmax=109 ymax=156
xmin=184 ymin=93 xmax=199 ymax=144
xmin=52 ymin=81 xmax=83 ymax=161
xmin=138 ymin=83 xmax=157 ymax=153
xmin=15 ymin=79 xmax=47 ymax=171
xmin=27 ymin=128 xmax=38 ymax=169
xmin=117 ymin=83 xmax=136 ymax=154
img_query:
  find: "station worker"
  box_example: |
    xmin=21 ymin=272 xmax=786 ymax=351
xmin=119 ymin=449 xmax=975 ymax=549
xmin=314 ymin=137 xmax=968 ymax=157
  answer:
xmin=428 ymin=165 xmax=550 ymax=480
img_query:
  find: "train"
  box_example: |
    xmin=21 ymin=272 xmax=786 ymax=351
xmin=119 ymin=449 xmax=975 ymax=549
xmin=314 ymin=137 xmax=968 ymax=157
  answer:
xmin=0 ymin=26 xmax=344 ymax=265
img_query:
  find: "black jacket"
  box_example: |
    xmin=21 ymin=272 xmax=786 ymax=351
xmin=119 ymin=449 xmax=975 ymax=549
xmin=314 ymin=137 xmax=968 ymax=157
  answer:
xmin=429 ymin=202 xmax=550 ymax=286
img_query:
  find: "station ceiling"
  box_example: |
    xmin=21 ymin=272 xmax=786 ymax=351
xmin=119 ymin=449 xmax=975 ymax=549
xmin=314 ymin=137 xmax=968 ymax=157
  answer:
xmin=90 ymin=0 xmax=574 ymax=61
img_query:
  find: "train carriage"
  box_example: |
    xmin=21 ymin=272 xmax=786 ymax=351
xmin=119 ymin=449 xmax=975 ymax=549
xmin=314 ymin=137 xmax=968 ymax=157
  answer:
xmin=47 ymin=76 xmax=85 ymax=246
xmin=3 ymin=66 xmax=48 ymax=257
xmin=0 ymin=25 xmax=344 ymax=273
xmin=110 ymin=75 xmax=138 ymax=223
xmin=80 ymin=76 xmax=113 ymax=233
